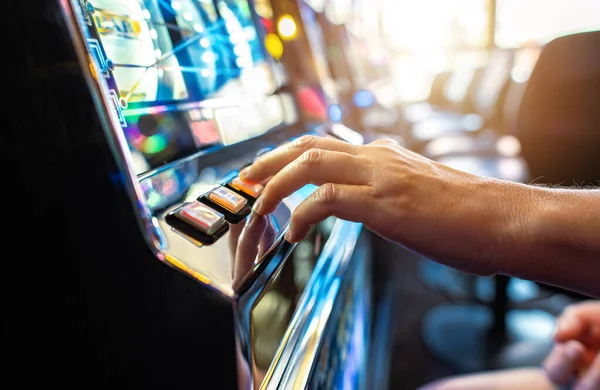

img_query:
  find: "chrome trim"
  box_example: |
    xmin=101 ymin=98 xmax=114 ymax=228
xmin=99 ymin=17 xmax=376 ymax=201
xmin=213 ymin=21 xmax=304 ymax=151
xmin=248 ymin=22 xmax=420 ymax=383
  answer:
xmin=59 ymin=0 xmax=167 ymax=256
xmin=262 ymin=220 xmax=363 ymax=390
xmin=234 ymin=235 xmax=297 ymax=381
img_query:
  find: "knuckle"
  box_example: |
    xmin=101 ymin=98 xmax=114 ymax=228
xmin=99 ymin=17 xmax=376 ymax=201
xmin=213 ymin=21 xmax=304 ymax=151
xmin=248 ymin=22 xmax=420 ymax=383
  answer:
xmin=379 ymin=137 xmax=400 ymax=146
xmin=290 ymin=211 xmax=303 ymax=227
xmin=371 ymin=137 xmax=399 ymax=148
xmin=300 ymin=149 xmax=322 ymax=168
xmin=318 ymin=183 xmax=338 ymax=204
xmin=368 ymin=184 xmax=385 ymax=201
xmin=368 ymin=141 xmax=398 ymax=156
xmin=377 ymin=143 xmax=399 ymax=154
xmin=293 ymin=135 xmax=317 ymax=150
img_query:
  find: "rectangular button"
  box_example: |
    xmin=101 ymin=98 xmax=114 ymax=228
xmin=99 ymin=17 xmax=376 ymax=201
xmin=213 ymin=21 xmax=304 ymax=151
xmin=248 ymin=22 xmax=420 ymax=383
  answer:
xmin=229 ymin=177 xmax=264 ymax=198
xmin=177 ymin=202 xmax=226 ymax=235
xmin=208 ymin=186 xmax=248 ymax=213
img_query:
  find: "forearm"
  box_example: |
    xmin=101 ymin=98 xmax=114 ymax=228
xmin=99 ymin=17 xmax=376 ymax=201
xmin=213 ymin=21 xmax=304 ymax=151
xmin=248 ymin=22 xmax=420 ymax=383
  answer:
xmin=494 ymin=183 xmax=600 ymax=298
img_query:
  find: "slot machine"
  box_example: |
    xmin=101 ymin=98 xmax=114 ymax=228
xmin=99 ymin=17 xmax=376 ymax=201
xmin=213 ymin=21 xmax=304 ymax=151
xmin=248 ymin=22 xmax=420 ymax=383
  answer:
xmin=4 ymin=0 xmax=380 ymax=389
xmin=297 ymin=0 xmax=405 ymax=143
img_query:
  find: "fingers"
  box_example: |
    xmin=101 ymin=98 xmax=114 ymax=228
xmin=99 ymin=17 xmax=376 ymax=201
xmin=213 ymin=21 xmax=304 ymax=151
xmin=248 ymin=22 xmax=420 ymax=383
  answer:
xmin=228 ymin=219 xmax=246 ymax=270
xmin=555 ymin=315 xmax=586 ymax=343
xmin=252 ymin=149 xmax=368 ymax=215
xmin=257 ymin=215 xmax=276 ymax=259
xmin=285 ymin=183 xmax=374 ymax=243
xmin=232 ymin=213 xmax=268 ymax=290
xmin=544 ymin=340 xmax=586 ymax=385
xmin=574 ymin=353 xmax=600 ymax=390
xmin=555 ymin=301 xmax=600 ymax=347
xmin=240 ymin=135 xmax=358 ymax=184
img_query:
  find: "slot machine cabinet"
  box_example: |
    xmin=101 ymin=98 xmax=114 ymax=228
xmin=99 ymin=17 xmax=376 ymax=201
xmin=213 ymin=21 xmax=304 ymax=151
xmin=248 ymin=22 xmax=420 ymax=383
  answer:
xmin=310 ymin=2 xmax=366 ymax=132
xmin=258 ymin=0 xmax=353 ymax=136
xmin=274 ymin=0 xmax=403 ymax=142
xmin=4 ymin=0 xmax=375 ymax=389
xmin=319 ymin=0 xmax=405 ymax=142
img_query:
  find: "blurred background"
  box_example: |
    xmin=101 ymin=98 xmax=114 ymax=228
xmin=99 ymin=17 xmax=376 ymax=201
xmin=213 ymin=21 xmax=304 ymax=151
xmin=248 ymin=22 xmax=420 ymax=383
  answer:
xmin=310 ymin=1 xmax=600 ymax=389
xmin=381 ymin=0 xmax=600 ymax=102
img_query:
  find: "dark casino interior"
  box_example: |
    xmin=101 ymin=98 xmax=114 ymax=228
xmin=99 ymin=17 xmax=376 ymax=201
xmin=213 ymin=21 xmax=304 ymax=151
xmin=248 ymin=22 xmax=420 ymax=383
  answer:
xmin=3 ymin=0 xmax=600 ymax=389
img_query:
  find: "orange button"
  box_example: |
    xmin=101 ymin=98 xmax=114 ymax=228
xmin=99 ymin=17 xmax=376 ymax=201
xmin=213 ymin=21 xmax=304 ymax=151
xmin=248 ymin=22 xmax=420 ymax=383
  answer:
xmin=208 ymin=186 xmax=248 ymax=213
xmin=178 ymin=202 xmax=226 ymax=235
xmin=229 ymin=177 xmax=264 ymax=198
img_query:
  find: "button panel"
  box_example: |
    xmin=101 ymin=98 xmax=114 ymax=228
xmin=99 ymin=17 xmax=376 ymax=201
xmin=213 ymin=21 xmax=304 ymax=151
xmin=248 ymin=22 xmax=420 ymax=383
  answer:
xmin=208 ymin=186 xmax=248 ymax=213
xmin=180 ymin=202 xmax=226 ymax=235
xmin=199 ymin=186 xmax=252 ymax=224
xmin=165 ymin=202 xmax=229 ymax=245
xmin=227 ymin=176 xmax=264 ymax=200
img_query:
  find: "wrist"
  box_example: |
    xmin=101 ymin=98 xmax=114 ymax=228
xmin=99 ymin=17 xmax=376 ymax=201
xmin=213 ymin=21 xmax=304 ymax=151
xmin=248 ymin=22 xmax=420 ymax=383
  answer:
xmin=492 ymin=184 xmax=590 ymax=281
xmin=475 ymin=178 xmax=542 ymax=276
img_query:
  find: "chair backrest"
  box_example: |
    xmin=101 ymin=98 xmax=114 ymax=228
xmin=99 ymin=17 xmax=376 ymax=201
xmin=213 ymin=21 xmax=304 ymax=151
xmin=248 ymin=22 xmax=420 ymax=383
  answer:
xmin=518 ymin=30 xmax=600 ymax=185
xmin=443 ymin=66 xmax=478 ymax=110
xmin=498 ymin=46 xmax=543 ymax=136
xmin=428 ymin=71 xmax=452 ymax=106
xmin=471 ymin=48 xmax=515 ymax=121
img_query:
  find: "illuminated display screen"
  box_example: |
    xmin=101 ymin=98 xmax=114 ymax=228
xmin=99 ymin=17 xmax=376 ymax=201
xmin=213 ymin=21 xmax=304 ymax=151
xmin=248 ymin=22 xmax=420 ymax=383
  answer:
xmin=90 ymin=0 xmax=190 ymax=105
xmin=74 ymin=0 xmax=283 ymax=172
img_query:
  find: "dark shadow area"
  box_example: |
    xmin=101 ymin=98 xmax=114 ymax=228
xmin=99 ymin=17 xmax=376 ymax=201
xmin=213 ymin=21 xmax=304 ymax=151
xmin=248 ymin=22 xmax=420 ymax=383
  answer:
xmin=370 ymin=234 xmax=456 ymax=390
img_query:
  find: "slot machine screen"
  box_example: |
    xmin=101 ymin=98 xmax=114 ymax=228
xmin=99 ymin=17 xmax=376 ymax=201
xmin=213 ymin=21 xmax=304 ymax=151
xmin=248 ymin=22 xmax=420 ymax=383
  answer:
xmin=73 ymin=0 xmax=283 ymax=174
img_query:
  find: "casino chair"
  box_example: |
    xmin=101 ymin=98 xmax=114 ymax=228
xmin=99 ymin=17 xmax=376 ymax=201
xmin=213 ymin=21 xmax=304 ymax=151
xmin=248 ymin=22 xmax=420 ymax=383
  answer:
xmin=420 ymin=29 xmax=600 ymax=373
xmin=402 ymin=66 xmax=484 ymax=133
xmin=519 ymin=30 xmax=600 ymax=187
xmin=422 ymin=45 xmax=542 ymax=161
xmin=402 ymin=71 xmax=453 ymax=123
xmin=409 ymin=49 xmax=515 ymax=153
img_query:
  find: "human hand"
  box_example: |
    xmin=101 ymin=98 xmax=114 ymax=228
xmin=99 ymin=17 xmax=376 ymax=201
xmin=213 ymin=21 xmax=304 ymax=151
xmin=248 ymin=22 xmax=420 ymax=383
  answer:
xmin=229 ymin=213 xmax=276 ymax=291
xmin=544 ymin=300 xmax=600 ymax=389
xmin=240 ymin=135 xmax=519 ymax=276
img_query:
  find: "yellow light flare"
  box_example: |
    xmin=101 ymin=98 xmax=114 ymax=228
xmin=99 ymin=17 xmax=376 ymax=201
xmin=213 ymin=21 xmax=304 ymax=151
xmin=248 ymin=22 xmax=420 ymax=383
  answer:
xmin=265 ymin=33 xmax=284 ymax=59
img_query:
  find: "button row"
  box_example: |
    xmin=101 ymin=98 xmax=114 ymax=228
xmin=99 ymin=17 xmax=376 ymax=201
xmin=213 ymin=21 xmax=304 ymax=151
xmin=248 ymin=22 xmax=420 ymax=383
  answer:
xmin=166 ymin=175 xmax=264 ymax=245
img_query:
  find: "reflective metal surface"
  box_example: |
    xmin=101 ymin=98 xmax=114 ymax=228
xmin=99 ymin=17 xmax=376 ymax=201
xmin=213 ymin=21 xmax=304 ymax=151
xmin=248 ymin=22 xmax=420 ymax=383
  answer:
xmin=60 ymin=0 xmax=168 ymax=256
xmin=263 ymin=220 xmax=364 ymax=389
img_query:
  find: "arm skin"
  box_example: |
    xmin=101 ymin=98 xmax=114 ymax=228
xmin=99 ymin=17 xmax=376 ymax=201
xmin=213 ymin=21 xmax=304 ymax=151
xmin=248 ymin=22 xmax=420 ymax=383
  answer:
xmin=240 ymin=135 xmax=600 ymax=298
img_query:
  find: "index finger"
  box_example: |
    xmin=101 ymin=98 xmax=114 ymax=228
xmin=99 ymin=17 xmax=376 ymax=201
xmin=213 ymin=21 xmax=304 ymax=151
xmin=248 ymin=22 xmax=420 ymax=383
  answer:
xmin=240 ymin=135 xmax=358 ymax=184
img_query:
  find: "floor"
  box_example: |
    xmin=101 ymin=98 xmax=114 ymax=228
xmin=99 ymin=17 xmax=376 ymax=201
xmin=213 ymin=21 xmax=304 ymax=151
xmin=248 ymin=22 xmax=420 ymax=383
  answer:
xmin=369 ymin=232 xmax=576 ymax=390
xmin=370 ymin=233 xmax=455 ymax=390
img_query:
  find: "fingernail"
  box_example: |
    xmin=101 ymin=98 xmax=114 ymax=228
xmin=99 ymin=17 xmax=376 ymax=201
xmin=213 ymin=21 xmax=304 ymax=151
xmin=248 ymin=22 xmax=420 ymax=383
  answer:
xmin=239 ymin=167 xmax=250 ymax=180
xmin=285 ymin=229 xmax=295 ymax=243
xmin=252 ymin=197 xmax=264 ymax=215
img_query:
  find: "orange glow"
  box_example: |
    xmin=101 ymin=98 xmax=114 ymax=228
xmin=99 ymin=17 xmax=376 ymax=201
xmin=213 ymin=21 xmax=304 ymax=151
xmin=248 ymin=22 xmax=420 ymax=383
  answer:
xmin=165 ymin=254 xmax=211 ymax=285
